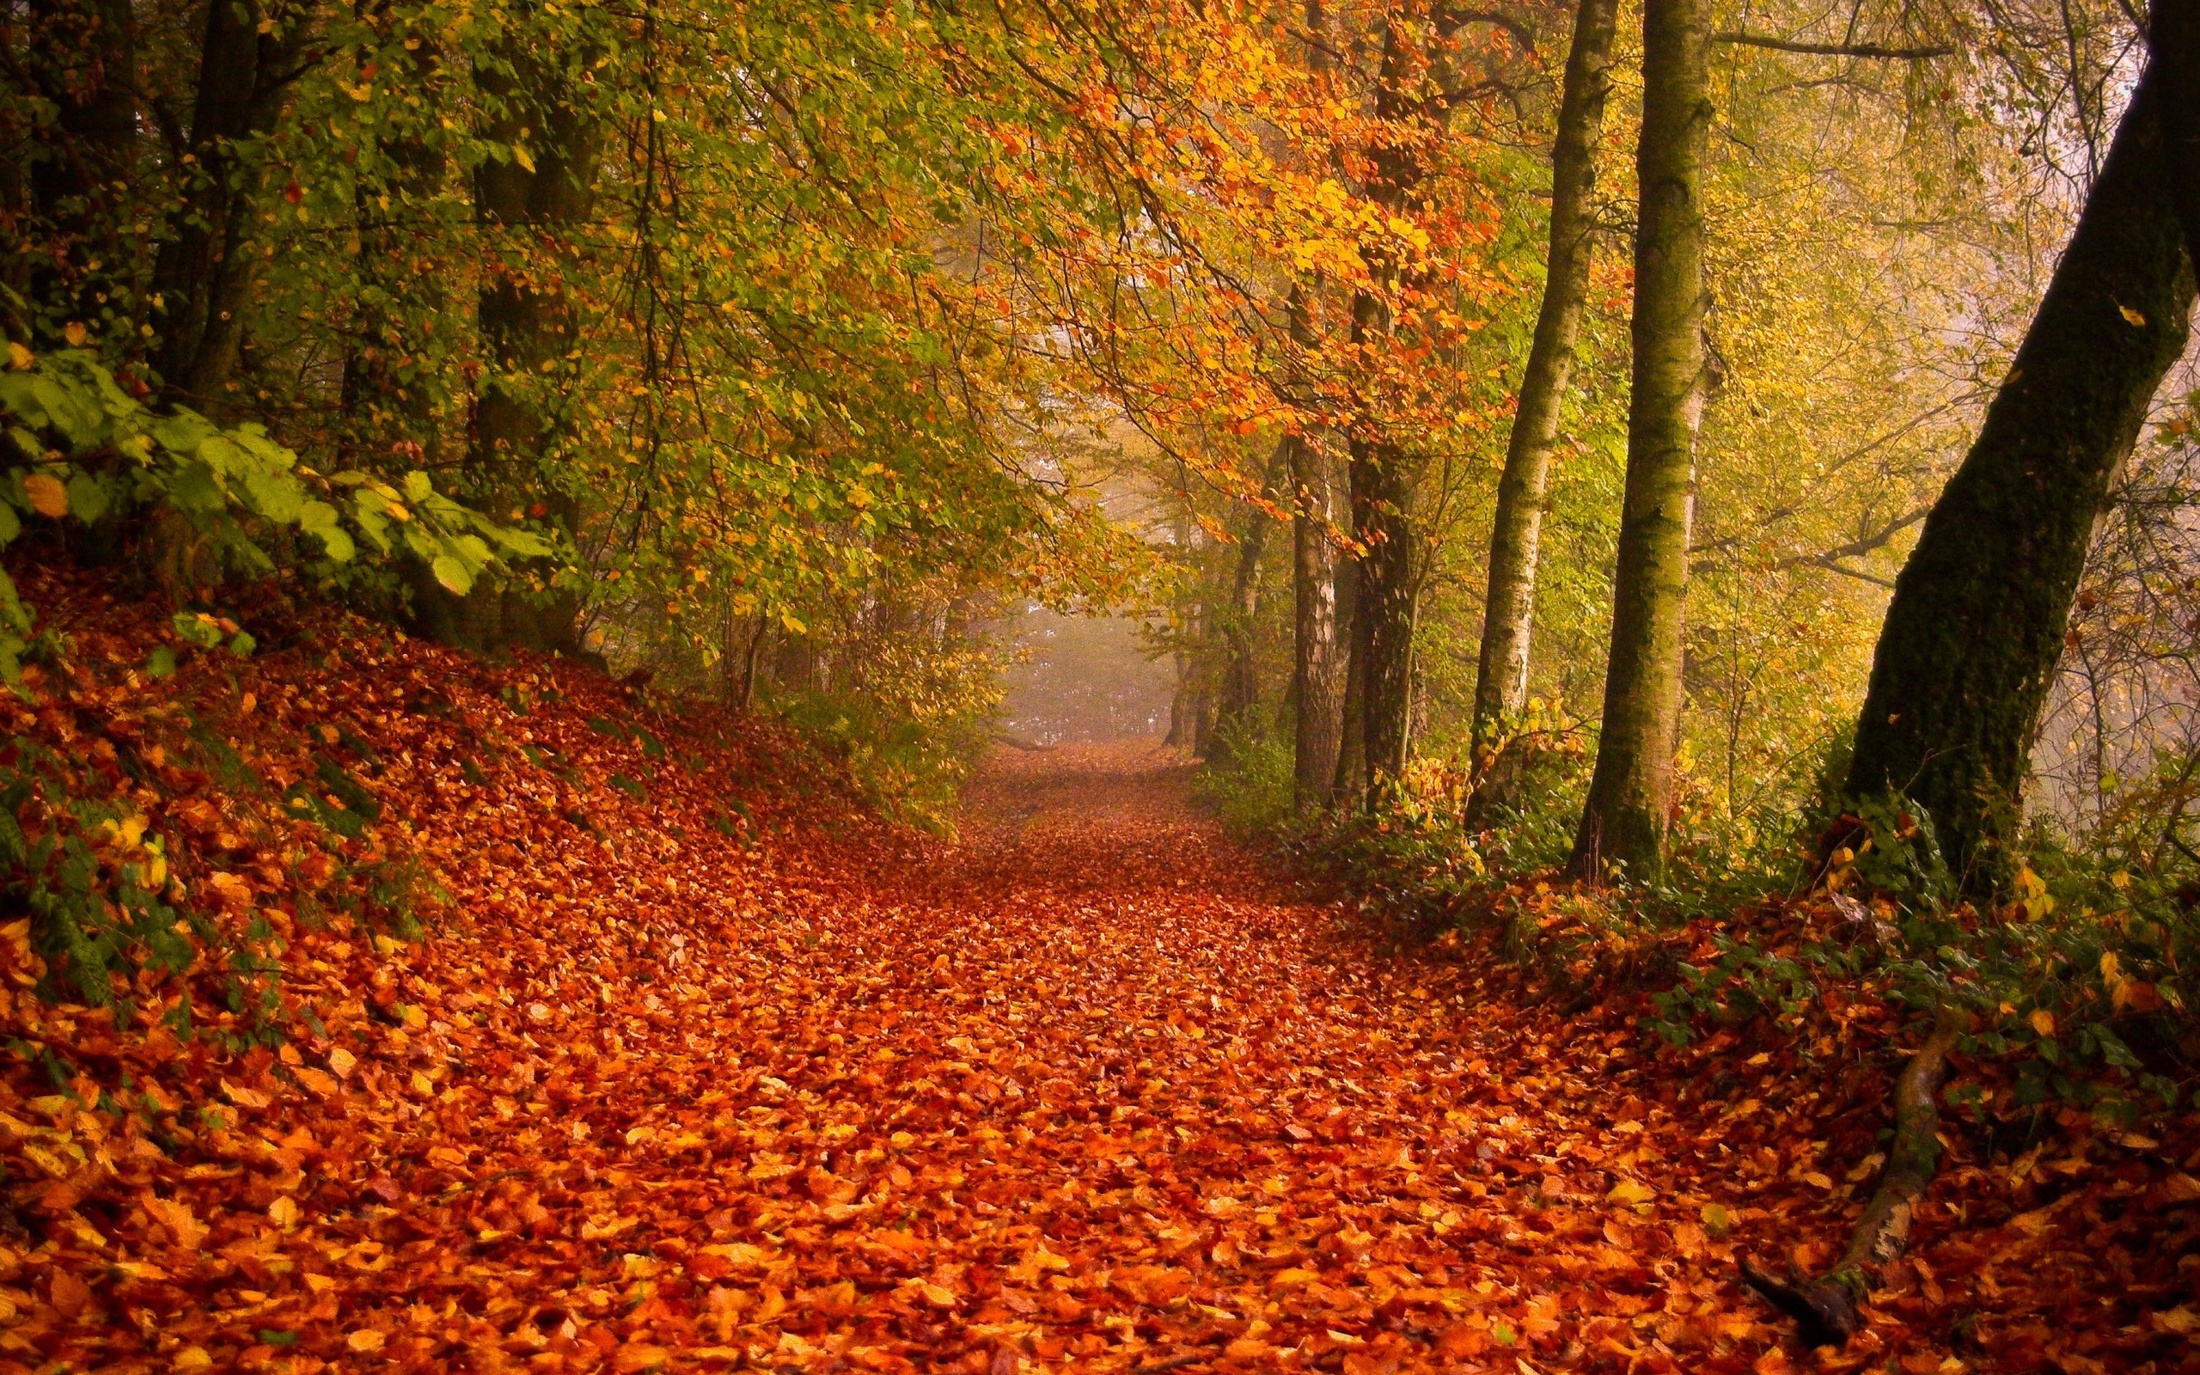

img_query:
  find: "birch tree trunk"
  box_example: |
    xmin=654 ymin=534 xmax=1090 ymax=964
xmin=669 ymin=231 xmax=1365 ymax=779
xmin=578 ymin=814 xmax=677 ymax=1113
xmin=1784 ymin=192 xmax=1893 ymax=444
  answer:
xmin=1569 ymin=0 xmax=1709 ymax=880
xmin=1471 ymin=0 xmax=1619 ymax=750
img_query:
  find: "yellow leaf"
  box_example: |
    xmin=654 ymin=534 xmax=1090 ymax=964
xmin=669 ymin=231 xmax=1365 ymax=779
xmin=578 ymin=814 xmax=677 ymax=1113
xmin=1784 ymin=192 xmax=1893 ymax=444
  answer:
xmin=326 ymin=1047 xmax=358 ymax=1079
xmin=2029 ymin=1009 xmax=2057 ymax=1037
xmin=268 ymin=1196 xmax=299 ymax=1229
xmin=1606 ymin=1178 xmax=1655 ymax=1206
xmin=23 ymin=473 xmax=68 ymax=518
xmin=62 ymin=321 xmax=87 ymax=347
xmin=6 ymin=342 xmax=32 ymax=370
xmin=2120 ymin=303 xmax=2148 ymax=327
xmin=347 ymin=1330 xmax=387 ymax=1353
xmin=2156 ymin=1305 xmax=2200 ymax=1334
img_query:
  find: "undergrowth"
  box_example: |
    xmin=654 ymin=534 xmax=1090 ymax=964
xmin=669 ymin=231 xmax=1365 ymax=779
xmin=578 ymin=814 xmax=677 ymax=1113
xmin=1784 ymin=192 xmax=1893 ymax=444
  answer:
xmin=1199 ymin=719 xmax=2200 ymax=1121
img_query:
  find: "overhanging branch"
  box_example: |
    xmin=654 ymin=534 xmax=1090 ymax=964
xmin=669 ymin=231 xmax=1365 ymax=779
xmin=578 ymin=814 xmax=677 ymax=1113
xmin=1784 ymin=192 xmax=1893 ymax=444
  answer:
xmin=1714 ymin=31 xmax=1954 ymax=59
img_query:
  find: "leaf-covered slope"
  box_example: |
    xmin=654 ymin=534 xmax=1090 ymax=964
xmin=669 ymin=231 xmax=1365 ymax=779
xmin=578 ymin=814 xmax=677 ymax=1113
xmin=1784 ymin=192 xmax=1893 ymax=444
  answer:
xmin=0 ymin=572 xmax=2193 ymax=1372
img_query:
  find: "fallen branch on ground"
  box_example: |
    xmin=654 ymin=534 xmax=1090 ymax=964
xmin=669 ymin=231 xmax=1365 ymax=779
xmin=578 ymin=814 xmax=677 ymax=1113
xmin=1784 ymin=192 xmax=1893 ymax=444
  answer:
xmin=1740 ymin=1007 xmax=1963 ymax=1347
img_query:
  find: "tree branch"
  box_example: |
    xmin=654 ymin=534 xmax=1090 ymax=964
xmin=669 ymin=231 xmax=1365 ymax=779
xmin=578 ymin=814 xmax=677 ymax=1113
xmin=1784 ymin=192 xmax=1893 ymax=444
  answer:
xmin=1713 ymin=31 xmax=1953 ymax=58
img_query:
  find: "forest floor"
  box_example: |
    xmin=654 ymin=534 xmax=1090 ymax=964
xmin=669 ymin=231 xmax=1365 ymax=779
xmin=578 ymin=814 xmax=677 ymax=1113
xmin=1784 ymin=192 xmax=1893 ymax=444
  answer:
xmin=0 ymin=571 xmax=2193 ymax=1374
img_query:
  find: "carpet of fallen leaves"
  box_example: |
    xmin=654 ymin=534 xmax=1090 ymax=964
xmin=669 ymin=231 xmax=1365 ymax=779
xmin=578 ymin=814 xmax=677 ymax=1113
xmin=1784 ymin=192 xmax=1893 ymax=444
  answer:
xmin=1 ymin=568 xmax=2198 ymax=1374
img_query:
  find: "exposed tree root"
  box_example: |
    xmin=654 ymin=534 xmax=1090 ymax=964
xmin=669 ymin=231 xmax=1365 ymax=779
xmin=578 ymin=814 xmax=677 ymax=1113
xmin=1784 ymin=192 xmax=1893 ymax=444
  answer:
xmin=1741 ymin=1010 xmax=1962 ymax=1348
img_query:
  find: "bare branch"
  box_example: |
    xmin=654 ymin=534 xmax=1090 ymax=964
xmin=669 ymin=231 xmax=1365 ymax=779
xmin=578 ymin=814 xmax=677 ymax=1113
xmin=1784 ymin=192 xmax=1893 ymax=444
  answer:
xmin=1713 ymin=31 xmax=1954 ymax=58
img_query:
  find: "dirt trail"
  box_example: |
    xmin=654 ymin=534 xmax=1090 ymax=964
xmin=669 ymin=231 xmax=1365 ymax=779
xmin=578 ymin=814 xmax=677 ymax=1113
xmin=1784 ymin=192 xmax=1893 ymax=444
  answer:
xmin=7 ymin=577 xmax=2186 ymax=1375
xmin=458 ymin=738 xmax=1708 ymax=1375
xmin=34 ymin=699 xmax=2160 ymax=1375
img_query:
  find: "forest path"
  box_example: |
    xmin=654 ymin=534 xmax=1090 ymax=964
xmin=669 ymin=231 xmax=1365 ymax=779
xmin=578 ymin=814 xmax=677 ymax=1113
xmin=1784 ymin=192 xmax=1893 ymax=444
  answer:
xmin=12 ymin=581 xmax=2155 ymax=1375
xmin=566 ymin=739 xmax=1714 ymax=1374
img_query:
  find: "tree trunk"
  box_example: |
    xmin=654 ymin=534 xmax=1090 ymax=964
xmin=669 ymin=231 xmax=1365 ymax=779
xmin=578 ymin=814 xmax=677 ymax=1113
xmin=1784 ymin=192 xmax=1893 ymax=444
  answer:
xmin=341 ymin=1 xmax=446 ymax=457
xmin=1214 ymin=440 xmax=1291 ymax=764
xmin=1330 ymin=545 xmax=1366 ymax=800
xmin=1358 ymin=432 xmax=1421 ymax=789
xmin=1471 ymin=0 xmax=1619 ymax=751
xmin=21 ymin=0 xmax=137 ymax=346
xmin=1842 ymin=63 xmax=2195 ymax=882
xmin=1292 ymin=422 xmax=1342 ymax=809
xmin=428 ymin=17 xmax=603 ymax=655
xmin=151 ymin=0 xmax=306 ymax=399
xmin=1338 ymin=18 xmax=1450 ymax=798
xmin=2157 ymin=0 xmax=2200 ymax=266
xmin=1569 ymin=0 xmax=1710 ymax=880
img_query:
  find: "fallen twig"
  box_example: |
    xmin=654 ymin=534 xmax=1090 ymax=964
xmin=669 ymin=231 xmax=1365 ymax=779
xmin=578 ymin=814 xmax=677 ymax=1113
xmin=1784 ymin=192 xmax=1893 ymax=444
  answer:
xmin=1741 ymin=1008 xmax=1963 ymax=1347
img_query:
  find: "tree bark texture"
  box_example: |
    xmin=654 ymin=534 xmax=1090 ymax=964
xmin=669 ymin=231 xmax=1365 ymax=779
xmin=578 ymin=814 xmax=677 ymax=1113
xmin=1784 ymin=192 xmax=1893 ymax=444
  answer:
xmin=1292 ymin=421 xmax=1342 ymax=809
xmin=1471 ymin=0 xmax=1619 ymax=749
xmin=2151 ymin=0 xmax=2200 ymax=268
xmin=1842 ymin=63 xmax=2195 ymax=881
xmin=1569 ymin=0 xmax=1709 ymax=880
xmin=1358 ymin=430 xmax=1420 ymax=789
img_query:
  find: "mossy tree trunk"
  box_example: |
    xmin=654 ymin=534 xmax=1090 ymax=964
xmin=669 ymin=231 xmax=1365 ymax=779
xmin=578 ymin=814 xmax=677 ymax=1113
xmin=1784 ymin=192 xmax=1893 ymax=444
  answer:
xmin=1842 ymin=62 xmax=2196 ymax=882
xmin=1471 ymin=0 xmax=1619 ymax=753
xmin=1569 ymin=0 xmax=1710 ymax=880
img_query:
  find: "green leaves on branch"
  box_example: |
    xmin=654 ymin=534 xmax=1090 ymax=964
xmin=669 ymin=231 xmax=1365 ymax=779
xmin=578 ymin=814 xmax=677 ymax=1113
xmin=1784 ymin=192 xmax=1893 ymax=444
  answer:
xmin=0 ymin=349 xmax=557 ymax=678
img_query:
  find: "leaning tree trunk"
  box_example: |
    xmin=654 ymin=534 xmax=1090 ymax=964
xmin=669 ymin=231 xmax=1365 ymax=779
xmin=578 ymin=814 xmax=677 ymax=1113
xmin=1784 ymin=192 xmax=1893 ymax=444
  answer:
xmin=1471 ymin=0 xmax=1619 ymax=752
xmin=425 ymin=17 xmax=604 ymax=655
xmin=1842 ymin=61 xmax=2195 ymax=884
xmin=1569 ymin=0 xmax=1710 ymax=881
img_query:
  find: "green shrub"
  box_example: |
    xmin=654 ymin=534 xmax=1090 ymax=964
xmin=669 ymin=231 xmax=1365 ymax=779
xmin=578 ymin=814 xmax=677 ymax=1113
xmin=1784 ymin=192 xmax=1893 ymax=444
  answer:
xmin=1192 ymin=715 xmax=1295 ymax=834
